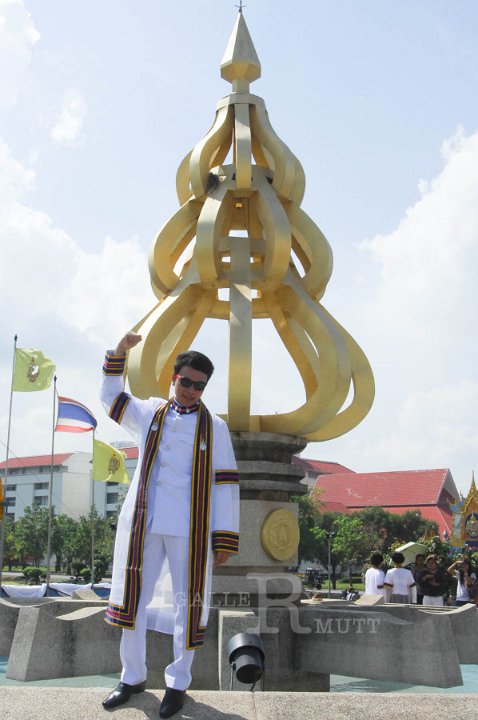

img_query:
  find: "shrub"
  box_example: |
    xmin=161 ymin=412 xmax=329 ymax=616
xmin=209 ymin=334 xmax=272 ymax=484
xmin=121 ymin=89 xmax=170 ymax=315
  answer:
xmin=79 ymin=561 xmax=104 ymax=584
xmin=70 ymin=562 xmax=87 ymax=581
xmin=23 ymin=566 xmax=47 ymax=584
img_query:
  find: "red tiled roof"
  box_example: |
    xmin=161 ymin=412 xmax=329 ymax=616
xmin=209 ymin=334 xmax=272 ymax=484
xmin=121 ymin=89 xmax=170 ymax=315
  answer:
xmin=0 ymin=446 xmax=141 ymax=470
xmin=293 ymin=457 xmax=354 ymax=475
xmin=314 ymin=468 xmax=455 ymax=507
xmin=0 ymin=453 xmax=73 ymax=470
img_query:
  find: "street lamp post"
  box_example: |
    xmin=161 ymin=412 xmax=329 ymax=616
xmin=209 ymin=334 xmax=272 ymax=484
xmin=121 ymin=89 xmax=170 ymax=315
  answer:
xmin=326 ymin=531 xmax=335 ymax=597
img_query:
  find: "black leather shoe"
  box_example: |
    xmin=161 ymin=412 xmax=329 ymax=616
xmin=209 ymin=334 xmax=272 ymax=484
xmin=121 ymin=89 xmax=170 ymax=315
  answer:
xmin=102 ymin=680 xmax=147 ymax=709
xmin=159 ymin=688 xmax=186 ymax=718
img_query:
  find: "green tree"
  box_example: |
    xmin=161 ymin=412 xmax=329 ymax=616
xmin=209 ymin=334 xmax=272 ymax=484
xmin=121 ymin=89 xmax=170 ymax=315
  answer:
xmin=2 ymin=515 xmax=17 ymax=570
xmin=387 ymin=510 xmax=437 ymax=545
xmin=424 ymin=535 xmax=455 ymax=568
xmin=332 ymin=514 xmax=369 ymax=580
xmin=15 ymin=506 xmax=50 ymax=566
xmin=355 ymin=506 xmax=395 ymax=553
xmin=73 ymin=507 xmax=115 ymax=578
xmin=292 ymin=488 xmax=325 ymax=564
xmin=52 ymin=514 xmax=79 ymax=572
xmin=311 ymin=511 xmax=342 ymax=588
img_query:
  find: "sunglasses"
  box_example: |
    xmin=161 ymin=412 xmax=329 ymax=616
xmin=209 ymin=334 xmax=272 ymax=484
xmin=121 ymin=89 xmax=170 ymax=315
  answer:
xmin=174 ymin=375 xmax=207 ymax=391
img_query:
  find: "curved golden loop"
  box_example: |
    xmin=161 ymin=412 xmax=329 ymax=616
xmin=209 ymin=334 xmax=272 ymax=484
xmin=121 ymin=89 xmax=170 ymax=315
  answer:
xmin=128 ymin=280 xmax=216 ymax=399
xmin=251 ymin=104 xmax=305 ymax=204
xmin=258 ymin=273 xmax=351 ymax=435
xmin=285 ymin=204 xmax=333 ymax=299
xmin=304 ymin=308 xmax=375 ymax=441
xmin=251 ymin=170 xmax=291 ymax=290
xmin=195 ymin=177 xmax=235 ymax=286
xmin=190 ymin=105 xmax=233 ymax=198
xmin=176 ymin=150 xmax=193 ymax=206
xmin=149 ymin=198 xmax=202 ymax=298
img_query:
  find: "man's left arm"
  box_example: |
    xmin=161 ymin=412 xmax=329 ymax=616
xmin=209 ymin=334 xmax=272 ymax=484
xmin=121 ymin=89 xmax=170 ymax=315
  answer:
xmin=211 ymin=418 xmax=240 ymax=567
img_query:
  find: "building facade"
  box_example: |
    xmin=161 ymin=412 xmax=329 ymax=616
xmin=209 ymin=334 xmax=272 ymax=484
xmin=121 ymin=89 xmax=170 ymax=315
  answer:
xmin=293 ymin=457 xmax=459 ymax=540
xmin=0 ymin=445 xmax=138 ymax=521
xmin=2 ymin=449 xmax=461 ymax=540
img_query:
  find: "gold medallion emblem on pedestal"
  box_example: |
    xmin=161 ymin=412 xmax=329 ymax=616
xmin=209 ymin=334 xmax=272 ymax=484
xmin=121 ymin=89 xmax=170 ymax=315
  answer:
xmin=261 ymin=508 xmax=300 ymax=561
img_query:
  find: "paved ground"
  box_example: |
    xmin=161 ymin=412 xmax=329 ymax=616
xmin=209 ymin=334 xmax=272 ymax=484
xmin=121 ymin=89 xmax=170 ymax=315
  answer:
xmin=1 ymin=688 xmax=477 ymax=720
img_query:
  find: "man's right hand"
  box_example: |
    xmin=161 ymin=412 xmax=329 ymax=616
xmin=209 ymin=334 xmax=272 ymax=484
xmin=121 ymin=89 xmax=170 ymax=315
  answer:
xmin=115 ymin=331 xmax=142 ymax=355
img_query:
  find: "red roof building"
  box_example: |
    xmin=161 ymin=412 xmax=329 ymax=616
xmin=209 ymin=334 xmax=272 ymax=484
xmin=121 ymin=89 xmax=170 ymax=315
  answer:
xmin=0 ymin=453 xmax=74 ymax=470
xmin=292 ymin=457 xmax=354 ymax=488
xmin=311 ymin=468 xmax=458 ymax=539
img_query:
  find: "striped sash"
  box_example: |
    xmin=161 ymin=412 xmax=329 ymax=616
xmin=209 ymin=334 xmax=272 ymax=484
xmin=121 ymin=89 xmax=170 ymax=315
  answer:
xmin=186 ymin=402 xmax=213 ymax=648
xmin=105 ymin=400 xmax=169 ymax=628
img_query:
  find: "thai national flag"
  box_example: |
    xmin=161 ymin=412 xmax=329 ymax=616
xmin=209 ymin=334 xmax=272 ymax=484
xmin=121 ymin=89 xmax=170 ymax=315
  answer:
xmin=56 ymin=396 xmax=98 ymax=433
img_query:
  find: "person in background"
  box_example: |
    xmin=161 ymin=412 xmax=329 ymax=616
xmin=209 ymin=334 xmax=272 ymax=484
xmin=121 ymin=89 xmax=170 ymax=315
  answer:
xmin=447 ymin=556 xmax=476 ymax=607
xmin=412 ymin=553 xmax=426 ymax=605
xmin=383 ymin=551 xmax=416 ymax=603
xmin=415 ymin=554 xmax=446 ymax=606
xmin=346 ymin=583 xmax=360 ymax=601
xmin=364 ymin=552 xmax=386 ymax=598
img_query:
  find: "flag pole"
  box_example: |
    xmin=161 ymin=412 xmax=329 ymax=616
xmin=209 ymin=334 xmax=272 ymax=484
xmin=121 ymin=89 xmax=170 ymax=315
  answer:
xmin=45 ymin=376 xmax=57 ymax=596
xmin=0 ymin=334 xmax=18 ymax=589
xmin=91 ymin=430 xmax=95 ymax=590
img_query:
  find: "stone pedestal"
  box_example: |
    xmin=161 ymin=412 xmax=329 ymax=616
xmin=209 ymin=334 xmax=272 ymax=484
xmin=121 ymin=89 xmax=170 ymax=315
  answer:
xmin=213 ymin=432 xmax=307 ymax=603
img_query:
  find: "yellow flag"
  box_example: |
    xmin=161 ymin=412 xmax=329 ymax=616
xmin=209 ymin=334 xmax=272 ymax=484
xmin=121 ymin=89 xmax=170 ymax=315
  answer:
xmin=93 ymin=440 xmax=129 ymax=484
xmin=12 ymin=348 xmax=56 ymax=392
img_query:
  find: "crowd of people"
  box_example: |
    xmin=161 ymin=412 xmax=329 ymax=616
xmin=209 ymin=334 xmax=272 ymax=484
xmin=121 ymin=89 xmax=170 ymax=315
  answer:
xmin=363 ymin=551 xmax=477 ymax=606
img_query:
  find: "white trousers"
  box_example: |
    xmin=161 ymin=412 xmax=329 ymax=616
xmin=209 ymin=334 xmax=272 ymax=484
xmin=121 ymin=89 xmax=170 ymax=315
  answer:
xmin=120 ymin=532 xmax=195 ymax=690
xmin=422 ymin=595 xmax=444 ymax=606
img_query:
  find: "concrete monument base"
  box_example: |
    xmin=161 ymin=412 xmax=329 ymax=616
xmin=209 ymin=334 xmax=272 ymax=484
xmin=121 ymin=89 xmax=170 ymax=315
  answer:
xmin=5 ymin=595 xmax=471 ymax=689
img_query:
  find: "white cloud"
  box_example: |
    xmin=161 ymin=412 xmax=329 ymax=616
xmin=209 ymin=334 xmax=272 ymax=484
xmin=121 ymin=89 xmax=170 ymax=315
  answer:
xmin=62 ymin=234 xmax=153 ymax=344
xmin=0 ymin=135 xmax=151 ymax=457
xmin=360 ymin=127 xmax=478 ymax=350
xmin=315 ymin=128 xmax=478 ymax=494
xmin=0 ymin=136 xmax=34 ymax=206
xmin=359 ymin=380 xmax=478 ymax=475
xmin=0 ymin=0 xmax=40 ymax=108
xmin=50 ymin=89 xmax=87 ymax=146
xmin=0 ymin=135 xmax=150 ymax=338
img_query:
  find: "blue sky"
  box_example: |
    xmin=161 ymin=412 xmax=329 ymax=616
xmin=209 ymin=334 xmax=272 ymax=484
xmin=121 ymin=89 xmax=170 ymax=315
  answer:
xmin=1 ymin=0 xmax=477 ymax=495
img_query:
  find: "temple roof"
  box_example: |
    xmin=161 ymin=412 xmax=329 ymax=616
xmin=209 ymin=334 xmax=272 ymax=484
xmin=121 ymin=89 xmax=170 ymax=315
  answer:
xmin=314 ymin=468 xmax=458 ymax=507
xmin=293 ymin=456 xmax=355 ymax=475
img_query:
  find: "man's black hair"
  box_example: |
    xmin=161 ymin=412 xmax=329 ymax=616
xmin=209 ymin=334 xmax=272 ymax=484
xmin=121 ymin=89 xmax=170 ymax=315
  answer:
xmin=174 ymin=351 xmax=214 ymax=381
xmin=391 ymin=551 xmax=405 ymax=565
xmin=370 ymin=552 xmax=384 ymax=567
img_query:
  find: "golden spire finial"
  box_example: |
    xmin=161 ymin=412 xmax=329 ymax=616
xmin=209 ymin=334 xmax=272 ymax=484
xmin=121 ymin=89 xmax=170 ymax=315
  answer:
xmin=221 ymin=10 xmax=260 ymax=91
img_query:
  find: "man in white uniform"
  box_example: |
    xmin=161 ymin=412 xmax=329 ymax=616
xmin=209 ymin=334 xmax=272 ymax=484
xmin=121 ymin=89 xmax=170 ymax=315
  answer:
xmin=101 ymin=332 xmax=239 ymax=718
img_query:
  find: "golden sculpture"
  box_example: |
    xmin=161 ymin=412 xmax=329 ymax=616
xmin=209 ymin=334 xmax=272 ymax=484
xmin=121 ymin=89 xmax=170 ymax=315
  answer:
xmin=128 ymin=11 xmax=374 ymax=440
xmin=449 ymin=474 xmax=478 ymax=548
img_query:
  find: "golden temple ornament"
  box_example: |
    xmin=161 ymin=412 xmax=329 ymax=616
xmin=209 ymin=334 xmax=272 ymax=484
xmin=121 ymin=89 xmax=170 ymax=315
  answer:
xmin=449 ymin=473 xmax=478 ymax=548
xmin=128 ymin=12 xmax=374 ymax=441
